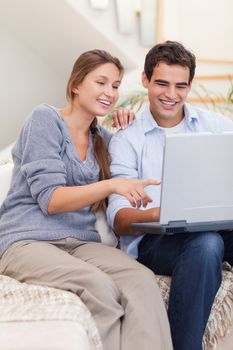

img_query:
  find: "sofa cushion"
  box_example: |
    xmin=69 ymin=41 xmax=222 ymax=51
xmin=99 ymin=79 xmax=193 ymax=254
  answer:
xmin=0 ymin=161 xmax=13 ymax=205
xmin=0 ymin=321 xmax=93 ymax=350
xmin=95 ymin=209 xmax=118 ymax=246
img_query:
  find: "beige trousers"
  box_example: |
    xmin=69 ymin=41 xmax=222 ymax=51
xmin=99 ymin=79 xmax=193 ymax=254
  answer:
xmin=0 ymin=238 xmax=173 ymax=350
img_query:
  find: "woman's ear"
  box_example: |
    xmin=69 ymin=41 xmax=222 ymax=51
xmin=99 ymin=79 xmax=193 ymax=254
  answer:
xmin=72 ymin=86 xmax=79 ymax=94
xmin=141 ymin=71 xmax=149 ymax=88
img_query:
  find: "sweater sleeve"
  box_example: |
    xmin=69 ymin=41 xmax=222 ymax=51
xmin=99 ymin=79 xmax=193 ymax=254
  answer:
xmin=18 ymin=105 xmax=67 ymax=215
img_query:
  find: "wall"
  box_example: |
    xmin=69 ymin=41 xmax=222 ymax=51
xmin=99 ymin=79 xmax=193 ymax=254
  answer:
xmin=67 ymin=0 xmax=149 ymax=67
xmin=163 ymin=0 xmax=233 ymax=60
xmin=0 ymin=29 xmax=65 ymax=149
xmin=0 ymin=0 xmax=233 ymax=150
xmin=162 ymin=0 xmax=233 ymax=107
xmin=0 ymin=0 xmax=142 ymax=150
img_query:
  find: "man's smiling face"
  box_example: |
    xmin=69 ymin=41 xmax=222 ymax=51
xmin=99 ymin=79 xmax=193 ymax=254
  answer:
xmin=142 ymin=62 xmax=191 ymax=127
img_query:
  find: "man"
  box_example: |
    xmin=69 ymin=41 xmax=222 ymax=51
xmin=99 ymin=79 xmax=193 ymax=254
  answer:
xmin=107 ymin=41 xmax=233 ymax=350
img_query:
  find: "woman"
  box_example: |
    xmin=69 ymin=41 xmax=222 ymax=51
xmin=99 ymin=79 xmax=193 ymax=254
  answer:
xmin=0 ymin=50 xmax=172 ymax=350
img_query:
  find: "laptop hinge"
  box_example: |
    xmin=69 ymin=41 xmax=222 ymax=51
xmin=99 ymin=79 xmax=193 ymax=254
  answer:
xmin=168 ymin=220 xmax=187 ymax=227
xmin=166 ymin=220 xmax=187 ymax=233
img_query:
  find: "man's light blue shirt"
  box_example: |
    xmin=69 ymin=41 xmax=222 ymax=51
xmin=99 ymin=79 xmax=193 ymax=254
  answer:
xmin=106 ymin=103 xmax=233 ymax=259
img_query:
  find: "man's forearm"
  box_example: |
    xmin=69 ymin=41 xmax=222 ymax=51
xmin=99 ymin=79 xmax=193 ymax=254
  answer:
xmin=114 ymin=207 xmax=160 ymax=235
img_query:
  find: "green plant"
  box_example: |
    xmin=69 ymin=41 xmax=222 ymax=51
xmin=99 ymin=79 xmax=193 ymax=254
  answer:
xmin=191 ymin=81 xmax=233 ymax=118
xmin=227 ymin=81 xmax=233 ymax=104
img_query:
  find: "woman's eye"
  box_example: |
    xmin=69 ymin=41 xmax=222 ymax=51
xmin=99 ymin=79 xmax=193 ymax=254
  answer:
xmin=97 ymin=81 xmax=104 ymax=85
xmin=113 ymin=85 xmax=119 ymax=89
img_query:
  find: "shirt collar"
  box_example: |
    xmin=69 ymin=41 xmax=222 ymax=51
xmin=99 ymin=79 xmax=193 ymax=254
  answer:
xmin=141 ymin=103 xmax=199 ymax=134
xmin=183 ymin=103 xmax=200 ymax=124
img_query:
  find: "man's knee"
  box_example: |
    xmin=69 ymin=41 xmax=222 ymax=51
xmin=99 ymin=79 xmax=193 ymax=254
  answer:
xmin=187 ymin=232 xmax=224 ymax=262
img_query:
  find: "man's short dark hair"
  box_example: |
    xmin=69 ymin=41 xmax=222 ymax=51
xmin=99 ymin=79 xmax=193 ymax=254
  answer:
xmin=144 ymin=40 xmax=196 ymax=84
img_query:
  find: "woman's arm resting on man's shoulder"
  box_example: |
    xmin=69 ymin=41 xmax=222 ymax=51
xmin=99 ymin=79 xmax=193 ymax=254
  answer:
xmin=111 ymin=108 xmax=135 ymax=129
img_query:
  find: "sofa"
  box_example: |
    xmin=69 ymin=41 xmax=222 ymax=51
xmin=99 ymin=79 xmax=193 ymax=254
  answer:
xmin=0 ymin=157 xmax=233 ymax=349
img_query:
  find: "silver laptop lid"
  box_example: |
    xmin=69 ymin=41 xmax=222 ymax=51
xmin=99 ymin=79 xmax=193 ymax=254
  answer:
xmin=159 ymin=133 xmax=233 ymax=225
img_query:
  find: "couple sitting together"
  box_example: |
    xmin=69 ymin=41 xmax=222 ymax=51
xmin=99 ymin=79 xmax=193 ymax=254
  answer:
xmin=0 ymin=40 xmax=233 ymax=350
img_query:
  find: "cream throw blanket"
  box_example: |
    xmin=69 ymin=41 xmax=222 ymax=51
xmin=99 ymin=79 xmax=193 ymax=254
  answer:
xmin=0 ymin=275 xmax=102 ymax=350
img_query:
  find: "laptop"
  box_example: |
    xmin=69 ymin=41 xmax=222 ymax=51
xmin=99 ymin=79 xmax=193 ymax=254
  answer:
xmin=131 ymin=132 xmax=233 ymax=235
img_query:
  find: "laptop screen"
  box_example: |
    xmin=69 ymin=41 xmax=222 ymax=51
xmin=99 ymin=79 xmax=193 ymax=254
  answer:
xmin=159 ymin=133 xmax=233 ymax=225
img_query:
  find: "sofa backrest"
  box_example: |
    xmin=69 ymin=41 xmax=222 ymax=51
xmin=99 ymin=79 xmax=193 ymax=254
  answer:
xmin=0 ymin=162 xmax=14 ymax=205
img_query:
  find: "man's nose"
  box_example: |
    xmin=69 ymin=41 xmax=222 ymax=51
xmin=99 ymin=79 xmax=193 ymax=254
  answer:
xmin=165 ymin=85 xmax=177 ymax=99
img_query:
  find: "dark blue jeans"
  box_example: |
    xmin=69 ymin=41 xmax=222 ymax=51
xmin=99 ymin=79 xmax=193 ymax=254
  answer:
xmin=137 ymin=231 xmax=233 ymax=350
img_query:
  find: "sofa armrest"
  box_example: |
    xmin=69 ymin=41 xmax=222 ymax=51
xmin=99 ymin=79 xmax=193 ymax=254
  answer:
xmin=0 ymin=161 xmax=13 ymax=205
xmin=0 ymin=275 xmax=102 ymax=350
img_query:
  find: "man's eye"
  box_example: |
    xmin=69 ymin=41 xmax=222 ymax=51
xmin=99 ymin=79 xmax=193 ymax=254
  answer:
xmin=156 ymin=82 xmax=167 ymax=86
xmin=113 ymin=85 xmax=119 ymax=89
xmin=177 ymin=85 xmax=187 ymax=89
xmin=97 ymin=81 xmax=104 ymax=85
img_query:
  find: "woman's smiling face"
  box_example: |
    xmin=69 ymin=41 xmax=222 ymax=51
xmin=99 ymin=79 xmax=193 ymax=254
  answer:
xmin=72 ymin=62 xmax=122 ymax=118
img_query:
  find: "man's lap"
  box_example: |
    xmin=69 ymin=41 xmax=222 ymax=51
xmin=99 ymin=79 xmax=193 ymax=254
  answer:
xmin=137 ymin=231 xmax=230 ymax=275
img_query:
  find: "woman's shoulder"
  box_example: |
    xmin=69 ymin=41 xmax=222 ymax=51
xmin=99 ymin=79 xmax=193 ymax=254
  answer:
xmin=23 ymin=104 xmax=65 ymax=132
xmin=18 ymin=104 xmax=66 ymax=146
xmin=29 ymin=104 xmax=62 ymax=122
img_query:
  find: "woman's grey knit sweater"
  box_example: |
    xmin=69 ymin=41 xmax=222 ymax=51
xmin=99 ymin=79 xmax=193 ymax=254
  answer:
xmin=0 ymin=104 xmax=111 ymax=256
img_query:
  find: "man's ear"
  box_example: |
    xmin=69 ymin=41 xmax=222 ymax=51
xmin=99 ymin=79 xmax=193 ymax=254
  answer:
xmin=188 ymin=81 xmax=192 ymax=93
xmin=141 ymin=71 xmax=149 ymax=88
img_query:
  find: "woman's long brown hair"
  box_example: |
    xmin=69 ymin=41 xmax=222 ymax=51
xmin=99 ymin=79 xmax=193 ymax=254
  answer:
xmin=66 ymin=50 xmax=124 ymax=211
